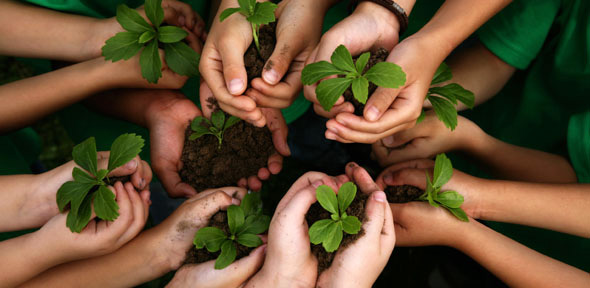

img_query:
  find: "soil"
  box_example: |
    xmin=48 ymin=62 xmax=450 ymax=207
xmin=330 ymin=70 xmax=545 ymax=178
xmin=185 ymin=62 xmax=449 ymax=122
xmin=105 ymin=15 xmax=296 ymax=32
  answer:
xmin=343 ymin=48 xmax=389 ymax=116
xmin=184 ymin=211 xmax=254 ymax=265
xmin=244 ymin=23 xmax=277 ymax=83
xmin=306 ymin=191 xmax=369 ymax=273
xmin=384 ymin=185 xmax=424 ymax=203
xmin=106 ymin=175 xmax=131 ymax=186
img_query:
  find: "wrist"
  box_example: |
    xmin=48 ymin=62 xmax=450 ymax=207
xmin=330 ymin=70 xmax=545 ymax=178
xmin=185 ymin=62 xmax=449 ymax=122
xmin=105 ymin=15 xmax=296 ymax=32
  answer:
xmin=355 ymin=1 xmax=401 ymax=37
xmin=456 ymin=118 xmax=486 ymax=154
xmin=248 ymin=268 xmax=315 ymax=288
xmin=85 ymin=18 xmax=122 ymax=61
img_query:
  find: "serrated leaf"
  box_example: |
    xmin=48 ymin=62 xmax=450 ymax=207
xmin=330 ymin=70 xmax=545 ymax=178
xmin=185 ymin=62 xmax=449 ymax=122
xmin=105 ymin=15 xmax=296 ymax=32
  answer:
xmin=224 ymin=116 xmax=241 ymax=130
xmin=215 ymin=240 xmax=237 ymax=269
xmin=116 ymin=4 xmax=153 ymax=33
xmin=301 ymin=61 xmax=343 ymax=85
xmin=247 ymin=2 xmax=277 ymax=25
xmin=416 ymin=109 xmax=426 ymax=124
xmin=102 ymin=32 xmax=143 ymax=62
xmin=194 ymin=227 xmax=227 ymax=251
xmin=140 ymin=39 xmax=162 ymax=83
xmin=238 ymin=214 xmax=270 ymax=235
xmin=433 ymin=153 xmax=453 ymax=188
xmin=436 ymin=191 xmax=464 ymax=208
xmin=138 ymin=30 xmax=155 ymax=44
xmin=238 ymin=0 xmax=254 ymax=13
xmin=309 ymin=219 xmax=333 ymax=244
xmin=158 ymin=26 xmax=188 ymax=43
xmin=337 ymin=182 xmax=356 ymax=214
xmin=211 ymin=111 xmax=225 ymax=130
xmin=448 ymin=207 xmax=469 ymax=222
xmin=341 ymin=215 xmax=361 ymax=235
xmin=316 ymin=185 xmax=338 ymax=214
xmin=72 ymin=167 xmax=97 ymax=184
xmin=431 ymin=62 xmax=452 ymax=85
xmin=316 ymin=78 xmax=353 ymax=111
xmin=365 ymin=62 xmax=406 ymax=89
xmin=145 ymin=0 xmax=164 ymax=27
xmin=163 ymin=42 xmax=200 ymax=77
xmin=430 ymin=83 xmax=475 ymax=109
xmin=331 ymin=45 xmax=356 ymax=73
xmin=95 ymin=169 xmax=109 ymax=182
xmin=355 ymin=52 xmax=370 ymax=73
xmin=56 ymin=181 xmax=94 ymax=212
xmin=322 ymin=221 xmax=343 ymax=252
xmin=227 ymin=205 xmax=245 ymax=235
xmin=351 ymin=77 xmax=369 ymax=104
xmin=429 ymin=96 xmax=458 ymax=130
xmin=66 ymin=193 xmax=93 ymax=233
xmin=72 ymin=137 xmax=98 ymax=176
xmin=94 ymin=185 xmax=120 ymax=221
xmin=108 ymin=133 xmax=144 ymax=172
xmin=220 ymin=7 xmax=242 ymax=22
xmin=236 ymin=233 xmax=263 ymax=247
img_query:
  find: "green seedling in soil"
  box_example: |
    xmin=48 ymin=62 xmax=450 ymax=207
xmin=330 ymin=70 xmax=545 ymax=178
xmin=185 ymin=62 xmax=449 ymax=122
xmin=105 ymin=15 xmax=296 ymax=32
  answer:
xmin=301 ymin=45 xmax=406 ymax=112
xmin=308 ymin=182 xmax=362 ymax=253
xmin=193 ymin=192 xmax=270 ymax=269
xmin=102 ymin=0 xmax=200 ymax=83
xmin=219 ymin=0 xmax=277 ymax=54
xmin=418 ymin=153 xmax=469 ymax=222
xmin=56 ymin=134 xmax=145 ymax=233
xmin=189 ymin=111 xmax=241 ymax=149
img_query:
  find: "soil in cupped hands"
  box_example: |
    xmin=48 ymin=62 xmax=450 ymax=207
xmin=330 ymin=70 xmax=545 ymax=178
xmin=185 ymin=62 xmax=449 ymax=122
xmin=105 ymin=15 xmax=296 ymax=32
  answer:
xmin=343 ymin=47 xmax=389 ymax=116
xmin=384 ymin=185 xmax=424 ymax=203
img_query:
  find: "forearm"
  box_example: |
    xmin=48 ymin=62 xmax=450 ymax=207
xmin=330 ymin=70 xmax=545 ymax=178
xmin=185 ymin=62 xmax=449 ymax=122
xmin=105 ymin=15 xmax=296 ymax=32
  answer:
xmin=456 ymin=220 xmax=590 ymax=287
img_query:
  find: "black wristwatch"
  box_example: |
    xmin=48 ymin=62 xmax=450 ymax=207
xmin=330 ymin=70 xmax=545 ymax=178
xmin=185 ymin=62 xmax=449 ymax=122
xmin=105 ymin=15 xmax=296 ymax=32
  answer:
xmin=349 ymin=0 xmax=409 ymax=35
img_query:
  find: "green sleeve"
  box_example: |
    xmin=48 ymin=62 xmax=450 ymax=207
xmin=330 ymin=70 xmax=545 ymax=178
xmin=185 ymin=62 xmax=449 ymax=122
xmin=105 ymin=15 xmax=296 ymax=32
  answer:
xmin=567 ymin=112 xmax=590 ymax=183
xmin=478 ymin=0 xmax=560 ymax=70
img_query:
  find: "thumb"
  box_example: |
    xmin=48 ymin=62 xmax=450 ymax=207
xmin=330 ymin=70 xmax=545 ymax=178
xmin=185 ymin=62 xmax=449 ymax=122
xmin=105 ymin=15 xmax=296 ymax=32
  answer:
xmin=262 ymin=108 xmax=290 ymax=156
xmin=262 ymin=36 xmax=303 ymax=85
xmin=96 ymin=151 xmax=139 ymax=177
xmin=362 ymin=191 xmax=388 ymax=241
xmin=363 ymin=86 xmax=399 ymax=122
xmin=223 ymin=244 xmax=267 ymax=286
xmin=382 ymin=168 xmax=428 ymax=189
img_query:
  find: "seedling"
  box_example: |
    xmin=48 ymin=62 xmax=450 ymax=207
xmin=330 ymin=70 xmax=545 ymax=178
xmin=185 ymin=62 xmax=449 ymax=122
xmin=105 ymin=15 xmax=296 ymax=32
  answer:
xmin=102 ymin=0 xmax=200 ymax=83
xmin=56 ymin=134 xmax=145 ymax=233
xmin=308 ymin=182 xmax=362 ymax=252
xmin=193 ymin=192 xmax=270 ymax=269
xmin=189 ymin=111 xmax=241 ymax=149
xmin=418 ymin=153 xmax=469 ymax=221
xmin=219 ymin=0 xmax=277 ymax=54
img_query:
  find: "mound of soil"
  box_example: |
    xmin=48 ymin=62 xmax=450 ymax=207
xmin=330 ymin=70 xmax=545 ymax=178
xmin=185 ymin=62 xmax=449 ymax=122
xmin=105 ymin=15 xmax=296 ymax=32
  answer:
xmin=245 ymin=23 xmax=277 ymax=83
xmin=306 ymin=191 xmax=369 ymax=273
xmin=185 ymin=211 xmax=253 ymax=265
xmin=343 ymin=48 xmax=389 ymax=116
xmin=384 ymin=185 xmax=424 ymax=203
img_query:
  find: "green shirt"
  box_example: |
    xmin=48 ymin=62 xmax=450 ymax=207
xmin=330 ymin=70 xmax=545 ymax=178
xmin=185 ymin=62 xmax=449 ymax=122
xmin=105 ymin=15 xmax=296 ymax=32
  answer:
xmin=568 ymin=112 xmax=590 ymax=183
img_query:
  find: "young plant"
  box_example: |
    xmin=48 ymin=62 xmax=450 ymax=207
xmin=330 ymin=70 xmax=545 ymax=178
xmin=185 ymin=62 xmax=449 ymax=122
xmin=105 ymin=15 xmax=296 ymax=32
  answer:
xmin=308 ymin=182 xmax=362 ymax=252
xmin=418 ymin=153 xmax=469 ymax=222
xmin=56 ymin=134 xmax=145 ymax=233
xmin=219 ymin=0 xmax=277 ymax=54
xmin=189 ymin=110 xmax=241 ymax=148
xmin=102 ymin=0 xmax=200 ymax=83
xmin=301 ymin=45 xmax=406 ymax=112
xmin=193 ymin=192 xmax=270 ymax=269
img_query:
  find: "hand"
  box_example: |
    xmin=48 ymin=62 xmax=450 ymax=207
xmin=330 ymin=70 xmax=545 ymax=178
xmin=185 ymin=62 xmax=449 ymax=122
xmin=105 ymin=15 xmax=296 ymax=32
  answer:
xmin=372 ymin=112 xmax=481 ymax=167
xmin=246 ymin=172 xmax=350 ymax=288
xmin=317 ymin=164 xmax=395 ymax=288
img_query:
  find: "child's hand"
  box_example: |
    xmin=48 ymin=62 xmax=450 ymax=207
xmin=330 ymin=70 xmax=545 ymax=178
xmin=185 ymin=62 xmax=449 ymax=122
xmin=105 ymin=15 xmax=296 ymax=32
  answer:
xmin=372 ymin=112 xmax=481 ymax=167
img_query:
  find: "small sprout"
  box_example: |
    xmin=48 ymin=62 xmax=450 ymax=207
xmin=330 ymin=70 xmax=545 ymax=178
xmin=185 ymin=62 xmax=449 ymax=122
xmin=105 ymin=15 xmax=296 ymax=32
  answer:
xmin=102 ymin=0 xmax=200 ymax=83
xmin=219 ymin=0 xmax=277 ymax=54
xmin=189 ymin=111 xmax=241 ymax=149
xmin=56 ymin=134 xmax=145 ymax=233
xmin=308 ymin=182 xmax=362 ymax=252
xmin=193 ymin=192 xmax=270 ymax=269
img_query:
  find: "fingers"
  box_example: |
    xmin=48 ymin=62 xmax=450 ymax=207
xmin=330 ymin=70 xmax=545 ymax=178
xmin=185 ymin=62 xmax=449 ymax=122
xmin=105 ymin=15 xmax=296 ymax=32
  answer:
xmin=223 ymin=244 xmax=267 ymax=285
xmin=97 ymin=182 xmax=132 ymax=235
xmin=326 ymin=117 xmax=415 ymax=144
xmin=117 ymin=182 xmax=150 ymax=243
xmin=275 ymin=172 xmax=332 ymax=213
xmin=275 ymin=185 xmax=317 ymax=228
xmin=381 ymin=168 xmax=428 ymax=189
xmin=153 ymin=157 xmax=197 ymax=198
xmin=363 ymin=86 xmax=399 ymax=122
xmin=381 ymin=193 xmax=396 ymax=252
xmin=345 ymin=162 xmax=381 ymax=194
xmin=262 ymin=38 xmax=302 ymax=85
xmin=190 ymin=186 xmax=246 ymax=204
xmin=130 ymin=159 xmax=152 ymax=191
xmin=263 ymin=108 xmax=291 ymax=156
xmin=362 ymin=191 xmax=388 ymax=242
xmin=218 ymin=38 xmax=248 ymax=96
xmin=247 ymin=175 xmax=262 ymax=191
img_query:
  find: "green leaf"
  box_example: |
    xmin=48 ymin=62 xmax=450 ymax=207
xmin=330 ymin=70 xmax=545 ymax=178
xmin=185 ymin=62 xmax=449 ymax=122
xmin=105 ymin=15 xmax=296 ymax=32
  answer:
xmin=433 ymin=153 xmax=453 ymax=188
xmin=189 ymin=131 xmax=212 ymax=141
xmin=238 ymin=0 xmax=254 ymax=14
xmin=240 ymin=192 xmax=262 ymax=217
xmin=56 ymin=181 xmax=94 ymax=212
xmin=247 ymin=2 xmax=277 ymax=25
xmin=322 ymin=221 xmax=343 ymax=252
xmin=72 ymin=167 xmax=97 ymax=184
xmin=448 ymin=207 xmax=469 ymax=222
xmin=337 ymin=182 xmax=357 ymax=214
xmin=416 ymin=109 xmax=426 ymax=124
xmin=66 ymin=193 xmax=93 ymax=233
xmin=95 ymin=169 xmax=109 ymax=182
xmin=425 ymin=172 xmax=438 ymax=207
xmin=145 ymin=0 xmax=164 ymax=27
xmin=163 ymin=41 xmax=200 ymax=77
xmin=194 ymin=227 xmax=227 ymax=251
xmin=72 ymin=137 xmax=98 ymax=176
xmin=94 ymin=186 xmax=120 ymax=221
xmin=211 ymin=111 xmax=225 ymax=130
xmin=351 ymin=77 xmax=369 ymax=104
xmin=138 ymin=30 xmax=155 ymax=44
xmin=364 ymin=62 xmax=406 ymax=89
xmin=140 ymin=39 xmax=162 ymax=83
xmin=355 ymin=52 xmax=370 ymax=73
xmin=236 ymin=233 xmax=263 ymax=247
xmin=227 ymin=205 xmax=245 ymax=235
xmin=116 ymin=4 xmax=153 ymax=33
xmin=431 ymin=62 xmax=452 ymax=85
xmin=220 ymin=7 xmax=242 ymax=22
xmin=341 ymin=215 xmax=362 ymax=235
xmin=102 ymin=32 xmax=143 ymax=62
xmin=191 ymin=117 xmax=209 ymax=133
xmin=308 ymin=219 xmax=333 ymax=244
xmin=238 ymin=214 xmax=270 ymax=235
xmin=158 ymin=26 xmax=188 ymax=43
xmin=331 ymin=45 xmax=356 ymax=73
xmin=301 ymin=61 xmax=343 ymax=85
xmin=215 ymin=240 xmax=237 ymax=269
xmin=436 ymin=191 xmax=464 ymax=209
xmin=316 ymin=77 xmax=353 ymax=111
xmin=224 ymin=116 xmax=241 ymax=130
xmin=316 ymin=185 xmax=338 ymax=214
xmin=108 ymin=133 xmax=144 ymax=172
xmin=429 ymin=96 xmax=458 ymax=130
xmin=430 ymin=83 xmax=475 ymax=109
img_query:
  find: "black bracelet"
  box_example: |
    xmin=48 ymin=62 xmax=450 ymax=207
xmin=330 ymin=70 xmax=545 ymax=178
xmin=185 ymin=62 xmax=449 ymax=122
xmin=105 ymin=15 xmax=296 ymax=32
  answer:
xmin=349 ymin=0 xmax=409 ymax=35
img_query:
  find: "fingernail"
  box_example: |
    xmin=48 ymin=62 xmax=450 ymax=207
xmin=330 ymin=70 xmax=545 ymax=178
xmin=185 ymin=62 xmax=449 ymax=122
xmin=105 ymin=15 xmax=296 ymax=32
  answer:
xmin=311 ymin=180 xmax=323 ymax=188
xmin=232 ymin=198 xmax=241 ymax=205
xmin=178 ymin=16 xmax=185 ymax=26
xmin=383 ymin=135 xmax=395 ymax=147
xmin=229 ymin=79 xmax=243 ymax=95
xmin=373 ymin=191 xmax=387 ymax=202
xmin=326 ymin=131 xmax=336 ymax=140
xmin=383 ymin=173 xmax=393 ymax=183
xmin=125 ymin=159 xmax=138 ymax=170
xmin=263 ymin=69 xmax=280 ymax=85
xmin=366 ymin=106 xmax=380 ymax=121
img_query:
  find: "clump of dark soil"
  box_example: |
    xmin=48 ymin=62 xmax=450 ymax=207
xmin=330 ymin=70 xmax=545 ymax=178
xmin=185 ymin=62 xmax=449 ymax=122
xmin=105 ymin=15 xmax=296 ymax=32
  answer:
xmin=384 ymin=185 xmax=424 ymax=203
xmin=306 ymin=191 xmax=369 ymax=273
xmin=106 ymin=175 xmax=131 ymax=186
xmin=185 ymin=211 xmax=253 ymax=265
xmin=343 ymin=48 xmax=389 ymax=116
xmin=244 ymin=23 xmax=277 ymax=83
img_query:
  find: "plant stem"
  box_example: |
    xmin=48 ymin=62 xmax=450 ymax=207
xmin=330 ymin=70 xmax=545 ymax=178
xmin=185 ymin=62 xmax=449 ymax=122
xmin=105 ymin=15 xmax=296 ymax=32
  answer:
xmin=252 ymin=23 xmax=261 ymax=54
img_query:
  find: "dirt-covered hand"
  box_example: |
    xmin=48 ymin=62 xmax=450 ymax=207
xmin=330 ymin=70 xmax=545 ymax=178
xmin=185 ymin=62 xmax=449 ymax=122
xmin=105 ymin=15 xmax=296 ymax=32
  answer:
xmin=372 ymin=112 xmax=481 ymax=167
